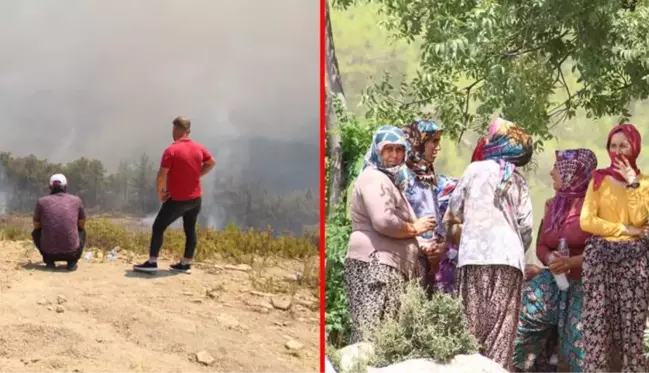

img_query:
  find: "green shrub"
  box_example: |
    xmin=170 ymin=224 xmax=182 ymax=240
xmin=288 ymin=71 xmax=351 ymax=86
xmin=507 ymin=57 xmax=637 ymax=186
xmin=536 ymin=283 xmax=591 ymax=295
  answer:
xmin=371 ymin=281 xmax=480 ymax=367
xmin=325 ymin=204 xmax=353 ymax=347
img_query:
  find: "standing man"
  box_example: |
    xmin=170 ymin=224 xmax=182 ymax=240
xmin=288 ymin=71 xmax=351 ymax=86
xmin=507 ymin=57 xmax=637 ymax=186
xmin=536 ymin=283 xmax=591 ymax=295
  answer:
xmin=33 ymin=173 xmax=87 ymax=271
xmin=133 ymin=116 xmax=216 ymax=274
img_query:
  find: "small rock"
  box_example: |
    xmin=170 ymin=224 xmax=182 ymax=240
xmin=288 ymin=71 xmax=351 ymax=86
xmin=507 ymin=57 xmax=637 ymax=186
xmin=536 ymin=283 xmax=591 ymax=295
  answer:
xmin=250 ymin=290 xmax=274 ymax=298
xmin=207 ymin=291 xmax=219 ymax=299
xmin=224 ymin=264 xmax=252 ymax=272
xmin=253 ymin=307 xmax=270 ymax=314
xmin=47 ymin=306 xmax=53 ymax=311
xmin=195 ymin=350 xmax=215 ymax=366
xmin=272 ymin=297 xmax=292 ymax=311
xmin=247 ymin=299 xmax=274 ymax=310
xmin=183 ymin=291 xmax=193 ymax=296
xmin=37 ymin=298 xmax=50 ymax=306
xmin=56 ymin=305 xmax=65 ymax=313
xmin=57 ymin=295 xmax=67 ymax=305
xmin=295 ymin=299 xmax=319 ymax=311
xmin=216 ymin=314 xmax=239 ymax=329
xmin=285 ymin=339 xmax=304 ymax=351
xmin=191 ymin=299 xmax=203 ymax=304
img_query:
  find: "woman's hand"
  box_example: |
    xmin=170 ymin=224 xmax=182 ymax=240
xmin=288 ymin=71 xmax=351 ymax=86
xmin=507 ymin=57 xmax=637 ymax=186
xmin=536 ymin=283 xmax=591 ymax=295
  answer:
xmin=625 ymin=225 xmax=644 ymax=237
xmin=423 ymin=241 xmax=447 ymax=262
xmin=413 ymin=216 xmax=436 ymax=234
xmin=614 ymin=156 xmax=638 ymax=185
xmin=547 ymin=252 xmax=571 ymax=275
xmin=524 ymin=264 xmax=542 ymax=281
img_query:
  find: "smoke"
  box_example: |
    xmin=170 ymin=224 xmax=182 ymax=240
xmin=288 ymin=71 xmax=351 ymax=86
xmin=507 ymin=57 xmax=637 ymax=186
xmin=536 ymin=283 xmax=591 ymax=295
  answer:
xmin=0 ymin=0 xmax=319 ymax=228
xmin=0 ymin=0 xmax=318 ymax=163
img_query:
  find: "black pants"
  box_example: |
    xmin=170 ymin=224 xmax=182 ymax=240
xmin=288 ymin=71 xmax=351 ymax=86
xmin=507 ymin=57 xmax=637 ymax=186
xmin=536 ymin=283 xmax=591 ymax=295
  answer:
xmin=32 ymin=228 xmax=86 ymax=264
xmin=149 ymin=197 xmax=201 ymax=259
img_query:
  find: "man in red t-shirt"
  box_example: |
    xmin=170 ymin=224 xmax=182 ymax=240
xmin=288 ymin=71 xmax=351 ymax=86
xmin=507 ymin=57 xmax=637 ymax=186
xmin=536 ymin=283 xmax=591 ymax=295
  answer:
xmin=134 ymin=116 xmax=215 ymax=274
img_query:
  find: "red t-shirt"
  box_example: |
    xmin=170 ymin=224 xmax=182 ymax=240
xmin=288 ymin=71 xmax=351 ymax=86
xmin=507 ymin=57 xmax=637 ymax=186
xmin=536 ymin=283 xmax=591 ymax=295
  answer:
xmin=160 ymin=138 xmax=213 ymax=201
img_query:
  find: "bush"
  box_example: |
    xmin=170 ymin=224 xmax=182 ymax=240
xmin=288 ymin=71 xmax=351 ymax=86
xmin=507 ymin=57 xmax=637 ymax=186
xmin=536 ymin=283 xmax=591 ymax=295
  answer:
xmin=325 ymin=204 xmax=353 ymax=347
xmin=371 ymin=281 xmax=480 ymax=367
xmin=0 ymin=215 xmax=319 ymax=291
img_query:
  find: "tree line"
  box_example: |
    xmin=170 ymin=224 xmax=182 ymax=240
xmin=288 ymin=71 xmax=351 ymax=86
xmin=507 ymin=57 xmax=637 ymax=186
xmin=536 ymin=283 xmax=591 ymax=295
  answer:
xmin=0 ymin=152 xmax=318 ymax=235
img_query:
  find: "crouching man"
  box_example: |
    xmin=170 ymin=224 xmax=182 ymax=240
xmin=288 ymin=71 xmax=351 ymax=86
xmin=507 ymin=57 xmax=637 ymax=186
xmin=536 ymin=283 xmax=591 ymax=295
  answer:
xmin=32 ymin=174 xmax=86 ymax=271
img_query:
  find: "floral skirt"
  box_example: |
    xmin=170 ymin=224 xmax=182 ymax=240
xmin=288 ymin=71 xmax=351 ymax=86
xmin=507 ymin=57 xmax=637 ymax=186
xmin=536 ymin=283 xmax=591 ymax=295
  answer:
xmin=513 ymin=269 xmax=584 ymax=372
xmin=456 ymin=264 xmax=523 ymax=371
xmin=581 ymin=236 xmax=649 ymax=372
xmin=344 ymin=253 xmax=406 ymax=344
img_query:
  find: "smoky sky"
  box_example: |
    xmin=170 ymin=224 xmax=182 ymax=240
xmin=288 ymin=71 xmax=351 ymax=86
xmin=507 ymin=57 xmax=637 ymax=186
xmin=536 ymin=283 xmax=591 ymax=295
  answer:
xmin=0 ymin=0 xmax=319 ymax=170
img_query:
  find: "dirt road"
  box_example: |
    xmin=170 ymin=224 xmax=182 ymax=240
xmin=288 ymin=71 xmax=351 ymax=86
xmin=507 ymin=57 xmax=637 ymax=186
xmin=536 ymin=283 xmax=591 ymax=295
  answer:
xmin=0 ymin=240 xmax=319 ymax=372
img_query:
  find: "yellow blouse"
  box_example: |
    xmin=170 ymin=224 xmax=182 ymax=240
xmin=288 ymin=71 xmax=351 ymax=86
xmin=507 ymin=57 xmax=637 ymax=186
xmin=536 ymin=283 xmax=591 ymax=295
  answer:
xmin=580 ymin=174 xmax=649 ymax=241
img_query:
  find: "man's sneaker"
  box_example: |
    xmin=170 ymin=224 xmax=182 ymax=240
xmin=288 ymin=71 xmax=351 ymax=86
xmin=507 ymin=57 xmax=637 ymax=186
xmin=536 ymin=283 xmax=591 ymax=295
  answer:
xmin=133 ymin=261 xmax=158 ymax=273
xmin=170 ymin=262 xmax=192 ymax=274
xmin=66 ymin=261 xmax=78 ymax=271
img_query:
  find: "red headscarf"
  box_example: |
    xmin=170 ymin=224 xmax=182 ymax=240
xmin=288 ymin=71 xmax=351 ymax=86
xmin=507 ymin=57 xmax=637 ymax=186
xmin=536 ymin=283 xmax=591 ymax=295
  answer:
xmin=592 ymin=124 xmax=641 ymax=190
xmin=471 ymin=137 xmax=488 ymax=162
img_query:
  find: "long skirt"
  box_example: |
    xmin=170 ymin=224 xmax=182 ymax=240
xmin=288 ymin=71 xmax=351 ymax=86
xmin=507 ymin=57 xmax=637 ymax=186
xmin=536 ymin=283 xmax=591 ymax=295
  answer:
xmin=456 ymin=264 xmax=523 ymax=371
xmin=581 ymin=236 xmax=649 ymax=372
xmin=344 ymin=253 xmax=406 ymax=344
xmin=513 ymin=269 xmax=584 ymax=372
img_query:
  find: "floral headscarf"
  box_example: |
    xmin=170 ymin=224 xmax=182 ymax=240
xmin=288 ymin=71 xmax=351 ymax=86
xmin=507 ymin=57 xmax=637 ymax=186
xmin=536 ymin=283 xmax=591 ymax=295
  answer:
xmin=436 ymin=174 xmax=459 ymax=217
xmin=546 ymin=148 xmax=597 ymax=232
xmin=471 ymin=117 xmax=533 ymax=193
xmin=402 ymin=119 xmax=443 ymax=188
xmin=362 ymin=125 xmax=411 ymax=191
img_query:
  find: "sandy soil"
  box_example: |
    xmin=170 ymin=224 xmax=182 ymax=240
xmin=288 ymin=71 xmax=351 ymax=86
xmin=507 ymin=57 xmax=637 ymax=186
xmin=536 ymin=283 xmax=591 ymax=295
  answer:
xmin=0 ymin=240 xmax=320 ymax=372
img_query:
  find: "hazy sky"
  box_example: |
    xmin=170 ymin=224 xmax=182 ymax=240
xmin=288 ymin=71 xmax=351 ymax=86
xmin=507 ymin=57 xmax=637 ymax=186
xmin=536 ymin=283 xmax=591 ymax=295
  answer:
xmin=0 ymin=0 xmax=319 ymax=168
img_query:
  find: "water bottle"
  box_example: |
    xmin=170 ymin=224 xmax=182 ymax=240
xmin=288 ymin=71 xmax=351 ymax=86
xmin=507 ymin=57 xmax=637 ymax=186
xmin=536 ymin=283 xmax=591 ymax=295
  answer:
xmin=553 ymin=238 xmax=570 ymax=291
xmin=107 ymin=247 xmax=118 ymax=262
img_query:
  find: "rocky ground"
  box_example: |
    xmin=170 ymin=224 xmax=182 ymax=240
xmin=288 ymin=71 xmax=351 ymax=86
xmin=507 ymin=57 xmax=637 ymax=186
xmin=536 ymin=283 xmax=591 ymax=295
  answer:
xmin=0 ymin=240 xmax=319 ymax=372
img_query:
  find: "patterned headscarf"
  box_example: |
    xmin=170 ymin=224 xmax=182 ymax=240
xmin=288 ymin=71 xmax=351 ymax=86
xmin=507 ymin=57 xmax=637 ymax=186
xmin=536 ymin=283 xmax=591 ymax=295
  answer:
xmin=471 ymin=117 xmax=533 ymax=193
xmin=592 ymin=124 xmax=641 ymax=190
xmin=546 ymin=149 xmax=597 ymax=232
xmin=362 ymin=125 xmax=411 ymax=191
xmin=436 ymin=174 xmax=459 ymax=217
xmin=402 ymin=119 xmax=443 ymax=188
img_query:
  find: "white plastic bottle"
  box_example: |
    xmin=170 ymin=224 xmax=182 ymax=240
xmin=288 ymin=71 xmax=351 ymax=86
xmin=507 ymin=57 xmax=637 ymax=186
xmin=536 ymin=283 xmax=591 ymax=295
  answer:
xmin=553 ymin=238 xmax=570 ymax=291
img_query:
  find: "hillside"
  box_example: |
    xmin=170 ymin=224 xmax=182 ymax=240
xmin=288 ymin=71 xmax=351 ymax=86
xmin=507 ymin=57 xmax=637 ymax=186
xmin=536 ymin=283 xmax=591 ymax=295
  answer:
xmin=0 ymin=240 xmax=319 ymax=373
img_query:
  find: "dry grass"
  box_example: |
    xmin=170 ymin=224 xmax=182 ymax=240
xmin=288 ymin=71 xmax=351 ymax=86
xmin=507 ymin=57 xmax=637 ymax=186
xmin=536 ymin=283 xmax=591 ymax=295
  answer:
xmin=0 ymin=214 xmax=320 ymax=297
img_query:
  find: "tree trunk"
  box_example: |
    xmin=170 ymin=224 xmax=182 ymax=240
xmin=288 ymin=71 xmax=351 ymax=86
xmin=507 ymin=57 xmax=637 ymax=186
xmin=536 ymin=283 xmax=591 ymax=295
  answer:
xmin=325 ymin=0 xmax=346 ymax=215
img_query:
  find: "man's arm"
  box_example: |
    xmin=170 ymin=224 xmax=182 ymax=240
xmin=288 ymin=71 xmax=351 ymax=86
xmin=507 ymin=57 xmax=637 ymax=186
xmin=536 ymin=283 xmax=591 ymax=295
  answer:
xmin=200 ymin=157 xmax=216 ymax=177
xmin=200 ymin=147 xmax=215 ymax=177
xmin=33 ymin=202 xmax=41 ymax=229
xmin=78 ymin=199 xmax=86 ymax=230
xmin=157 ymin=167 xmax=169 ymax=199
xmin=157 ymin=148 xmax=172 ymax=200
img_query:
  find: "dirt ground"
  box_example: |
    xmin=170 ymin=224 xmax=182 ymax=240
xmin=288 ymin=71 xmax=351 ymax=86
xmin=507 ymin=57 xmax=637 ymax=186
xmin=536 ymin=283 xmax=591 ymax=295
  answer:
xmin=0 ymin=240 xmax=320 ymax=372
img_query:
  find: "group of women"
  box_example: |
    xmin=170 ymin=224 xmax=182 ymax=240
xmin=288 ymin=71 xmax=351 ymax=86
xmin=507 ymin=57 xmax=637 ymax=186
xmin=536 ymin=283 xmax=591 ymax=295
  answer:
xmin=343 ymin=118 xmax=649 ymax=372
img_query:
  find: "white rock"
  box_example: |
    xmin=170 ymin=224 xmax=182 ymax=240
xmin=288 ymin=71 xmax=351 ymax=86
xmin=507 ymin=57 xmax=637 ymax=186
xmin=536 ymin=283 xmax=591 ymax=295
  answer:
xmin=337 ymin=343 xmax=374 ymax=373
xmin=195 ymin=350 xmax=215 ymax=366
xmin=366 ymin=355 xmax=508 ymax=373
xmin=271 ymin=297 xmax=292 ymax=310
xmin=325 ymin=356 xmax=338 ymax=373
xmin=337 ymin=342 xmax=506 ymax=373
